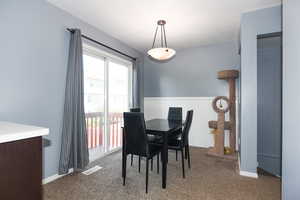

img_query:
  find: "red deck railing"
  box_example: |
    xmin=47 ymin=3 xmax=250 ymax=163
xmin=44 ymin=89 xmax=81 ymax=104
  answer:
xmin=85 ymin=112 xmax=123 ymax=150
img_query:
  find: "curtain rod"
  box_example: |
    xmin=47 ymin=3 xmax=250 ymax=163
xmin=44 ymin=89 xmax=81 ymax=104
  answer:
xmin=67 ymin=28 xmax=136 ymax=61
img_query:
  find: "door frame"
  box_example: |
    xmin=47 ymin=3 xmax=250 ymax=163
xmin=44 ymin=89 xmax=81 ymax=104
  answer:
xmin=256 ymin=32 xmax=282 ymax=176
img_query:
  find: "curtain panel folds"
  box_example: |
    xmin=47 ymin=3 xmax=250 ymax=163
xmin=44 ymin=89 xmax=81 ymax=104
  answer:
xmin=59 ymin=29 xmax=89 ymax=174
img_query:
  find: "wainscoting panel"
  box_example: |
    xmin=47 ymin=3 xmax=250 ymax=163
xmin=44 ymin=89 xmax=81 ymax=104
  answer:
xmin=144 ymin=97 xmax=235 ymax=148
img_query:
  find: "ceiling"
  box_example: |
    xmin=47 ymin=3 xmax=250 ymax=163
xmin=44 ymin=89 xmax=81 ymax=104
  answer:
xmin=47 ymin=0 xmax=281 ymax=53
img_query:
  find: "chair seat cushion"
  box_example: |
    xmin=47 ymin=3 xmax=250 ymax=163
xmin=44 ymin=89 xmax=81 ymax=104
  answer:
xmin=167 ymin=138 xmax=182 ymax=149
xmin=147 ymin=134 xmax=162 ymax=141
xmin=169 ymin=129 xmax=182 ymax=139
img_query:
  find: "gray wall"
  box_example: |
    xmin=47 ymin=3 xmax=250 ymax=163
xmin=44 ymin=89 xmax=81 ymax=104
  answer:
xmin=0 ymin=0 xmax=142 ymax=179
xmin=240 ymin=5 xmax=282 ymax=173
xmin=144 ymin=42 xmax=240 ymax=97
xmin=282 ymin=1 xmax=300 ymax=199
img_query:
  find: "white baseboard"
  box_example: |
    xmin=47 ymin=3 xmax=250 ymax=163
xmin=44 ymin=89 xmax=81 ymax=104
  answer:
xmin=238 ymin=153 xmax=258 ymax=178
xmin=239 ymin=170 xmax=258 ymax=178
xmin=42 ymin=168 xmax=74 ymax=185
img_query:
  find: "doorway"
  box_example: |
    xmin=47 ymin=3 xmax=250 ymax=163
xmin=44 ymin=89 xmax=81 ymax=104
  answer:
xmin=83 ymin=44 xmax=132 ymax=162
xmin=257 ymin=33 xmax=282 ymax=177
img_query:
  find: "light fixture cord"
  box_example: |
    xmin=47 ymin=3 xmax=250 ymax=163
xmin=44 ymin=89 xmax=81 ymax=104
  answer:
xmin=163 ymin=25 xmax=168 ymax=48
xmin=151 ymin=22 xmax=168 ymax=49
xmin=161 ymin=25 xmax=163 ymax=47
xmin=152 ymin=26 xmax=159 ymax=48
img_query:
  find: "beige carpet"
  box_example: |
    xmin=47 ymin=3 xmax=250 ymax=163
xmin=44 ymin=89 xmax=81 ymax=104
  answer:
xmin=44 ymin=147 xmax=281 ymax=200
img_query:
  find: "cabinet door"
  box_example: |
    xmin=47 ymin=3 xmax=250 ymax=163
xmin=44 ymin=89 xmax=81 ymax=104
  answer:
xmin=0 ymin=137 xmax=42 ymax=200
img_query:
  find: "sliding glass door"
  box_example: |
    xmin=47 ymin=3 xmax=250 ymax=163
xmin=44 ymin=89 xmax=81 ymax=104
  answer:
xmin=83 ymin=45 xmax=132 ymax=161
xmin=83 ymin=53 xmax=105 ymax=161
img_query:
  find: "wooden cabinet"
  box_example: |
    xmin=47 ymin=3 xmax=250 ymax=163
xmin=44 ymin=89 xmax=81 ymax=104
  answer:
xmin=0 ymin=122 xmax=49 ymax=200
xmin=0 ymin=137 xmax=42 ymax=199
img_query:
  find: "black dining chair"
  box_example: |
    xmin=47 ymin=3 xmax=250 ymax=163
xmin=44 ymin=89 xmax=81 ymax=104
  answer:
xmin=167 ymin=110 xmax=193 ymax=178
xmin=122 ymin=112 xmax=162 ymax=193
xmin=129 ymin=107 xmax=160 ymax=172
xmin=168 ymin=107 xmax=183 ymax=161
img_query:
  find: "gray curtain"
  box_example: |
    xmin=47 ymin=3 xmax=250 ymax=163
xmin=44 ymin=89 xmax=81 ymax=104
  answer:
xmin=132 ymin=58 xmax=141 ymax=108
xmin=59 ymin=29 xmax=89 ymax=174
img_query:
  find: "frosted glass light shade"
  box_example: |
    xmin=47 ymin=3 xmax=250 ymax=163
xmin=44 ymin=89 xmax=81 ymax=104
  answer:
xmin=147 ymin=48 xmax=176 ymax=60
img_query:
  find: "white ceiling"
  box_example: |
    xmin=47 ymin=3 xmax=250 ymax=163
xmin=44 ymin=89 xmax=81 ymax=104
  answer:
xmin=47 ymin=0 xmax=281 ymax=53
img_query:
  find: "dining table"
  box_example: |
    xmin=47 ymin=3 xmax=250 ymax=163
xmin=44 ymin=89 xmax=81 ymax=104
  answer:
xmin=145 ymin=118 xmax=183 ymax=189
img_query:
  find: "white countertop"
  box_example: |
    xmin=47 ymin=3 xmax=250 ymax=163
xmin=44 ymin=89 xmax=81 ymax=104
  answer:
xmin=0 ymin=121 xmax=49 ymax=144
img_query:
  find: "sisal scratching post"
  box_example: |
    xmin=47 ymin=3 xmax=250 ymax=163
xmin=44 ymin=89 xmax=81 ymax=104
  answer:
xmin=207 ymin=96 xmax=229 ymax=157
xmin=217 ymin=70 xmax=239 ymax=151
xmin=207 ymin=70 xmax=239 ymax=160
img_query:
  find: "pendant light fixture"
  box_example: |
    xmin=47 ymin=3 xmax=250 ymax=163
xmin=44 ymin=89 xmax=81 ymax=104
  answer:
xmin=147 ymin=20 xmax=176 ymax=61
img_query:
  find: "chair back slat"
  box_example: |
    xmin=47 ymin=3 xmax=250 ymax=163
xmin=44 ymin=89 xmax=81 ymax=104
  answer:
xmin=123 ymin=112 xmax=148 ymax=157
xmin=168 ymin=107 xmax=182 ymax=121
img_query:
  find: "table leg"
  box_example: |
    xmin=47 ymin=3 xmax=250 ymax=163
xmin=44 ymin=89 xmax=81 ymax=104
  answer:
xmin=162 ymin=133 xmax=168 ymax=189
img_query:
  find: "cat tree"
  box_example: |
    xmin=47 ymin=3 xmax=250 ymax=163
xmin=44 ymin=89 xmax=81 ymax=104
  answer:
xmin=207 ymin=70 xmax=239 ymax=160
